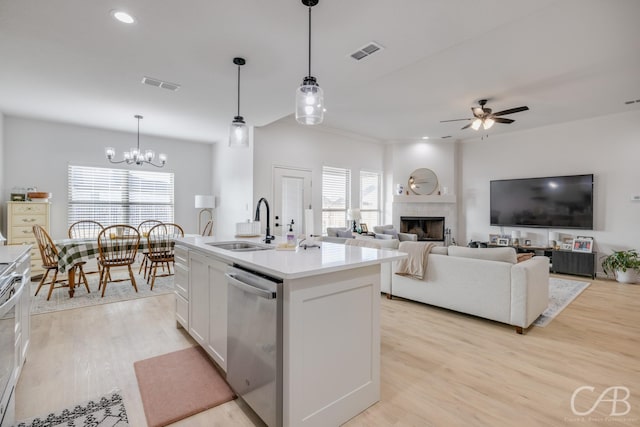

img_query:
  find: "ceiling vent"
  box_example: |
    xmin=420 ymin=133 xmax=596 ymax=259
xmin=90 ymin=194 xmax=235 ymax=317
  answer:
xmin=141 ymin=76 xmax=181 ymax=91
xmin=350 ymin=42 xmax=384 ymax=61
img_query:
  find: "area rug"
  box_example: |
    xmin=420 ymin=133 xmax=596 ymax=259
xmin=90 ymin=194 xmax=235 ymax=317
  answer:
xmin=30 ymin=268 xmax=174 ymax=315
xmin=134 ymin=346 xmax=236 ymax=427
xmin=15 ymin=390 xmax=128 ymax=427
xmin=533 ymin=277 xmax=591 ymax=327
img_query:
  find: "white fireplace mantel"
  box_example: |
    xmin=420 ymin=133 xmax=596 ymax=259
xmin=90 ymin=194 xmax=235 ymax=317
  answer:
xmin=393 ymin=194 xmax=456 ymax=204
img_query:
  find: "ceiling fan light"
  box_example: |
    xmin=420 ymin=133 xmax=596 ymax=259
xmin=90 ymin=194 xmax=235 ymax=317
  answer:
xmin=471 ymin=119 xmax=482 ymax=131
xmin=483 ymin=118 xmax=495 ymax=129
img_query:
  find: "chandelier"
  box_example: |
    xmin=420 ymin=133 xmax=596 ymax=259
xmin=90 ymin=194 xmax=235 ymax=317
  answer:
xmin=105 ymin=115 xmax=166 ymax=167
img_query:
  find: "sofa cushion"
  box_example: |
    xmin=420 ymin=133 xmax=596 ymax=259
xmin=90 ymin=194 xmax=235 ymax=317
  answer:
xmin=383 ymin=228 xmax=399 ymax=239
xmin=336 ymin=229 xmax=354 ymax=238
xmin=431 ymin=246 xmax=448 ymax=255
xmin=448 ymin=246 xmax=517 ymax=264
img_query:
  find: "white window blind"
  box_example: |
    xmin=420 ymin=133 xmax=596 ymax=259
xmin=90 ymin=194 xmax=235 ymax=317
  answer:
xmin=322 ymin=166 xmax=351 ymax=233
xmin=360 ymin=170 xmax=381 ymax=228
xmin=68 ymin=165 xmax=174 ymax=228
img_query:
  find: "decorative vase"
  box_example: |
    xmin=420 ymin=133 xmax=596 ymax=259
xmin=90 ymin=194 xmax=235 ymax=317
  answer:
xmin=615 ymin=269 xmax=639 ymax=284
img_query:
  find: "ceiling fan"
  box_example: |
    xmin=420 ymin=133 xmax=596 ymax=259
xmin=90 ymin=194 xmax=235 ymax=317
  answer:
xmin=441 ymin=99 xmax=529 ymax=131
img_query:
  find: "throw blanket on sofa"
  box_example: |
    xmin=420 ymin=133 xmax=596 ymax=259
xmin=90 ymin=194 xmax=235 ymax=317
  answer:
xmin=395 ymin=242 xmax=437 ymax=280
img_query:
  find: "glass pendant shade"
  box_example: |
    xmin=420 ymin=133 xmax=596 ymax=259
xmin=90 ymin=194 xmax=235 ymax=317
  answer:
xmin=229 ymin=116 xmax=249 ymax=147
xmin=296 ymin=77 xmax=324 ymax=125
xmin=483 ymin=118 xmax=495 ymax=130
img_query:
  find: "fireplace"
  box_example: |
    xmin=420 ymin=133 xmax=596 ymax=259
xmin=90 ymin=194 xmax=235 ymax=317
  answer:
xmin=400 ymin=216 xmax=445 ymax=241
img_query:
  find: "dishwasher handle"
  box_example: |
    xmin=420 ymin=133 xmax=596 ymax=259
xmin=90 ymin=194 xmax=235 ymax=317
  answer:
xmin=226 ymin=273 xmax=276 ymax=300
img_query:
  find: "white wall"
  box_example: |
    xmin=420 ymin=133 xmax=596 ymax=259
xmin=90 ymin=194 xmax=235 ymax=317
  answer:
xmin=460 ymin=109 xmax=640 ymax=271
xmin=3 ymin=116 xmax=213 ymax=239
xmin=253 ymin=117 xmax=384 ymax=235
xmin=211 ymin=131 xmax=253 ymax=237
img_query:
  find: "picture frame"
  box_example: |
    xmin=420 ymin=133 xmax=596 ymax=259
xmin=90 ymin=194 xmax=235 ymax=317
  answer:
xmin=10 ymin=193 xmax=26 ymax=202
xmin=489 ymin=234 xmax=500 ymax=244
xmin=496 ymin=238 xmax=510 ymax=246
xmin=524 ymin=239 xmax=532 ymax=246
xmin=359 ymin=223 xmax=368 ymax=234
xmin=561 ymin=242 xmax=573 ymax=250
xmin=572 ymin=237 xmax=593 ymax=253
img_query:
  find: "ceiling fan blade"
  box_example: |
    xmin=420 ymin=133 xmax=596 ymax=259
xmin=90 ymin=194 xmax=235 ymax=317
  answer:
xmin=492 ymin=106 xmax=529 ymax=116
xmin=461 ymin=123 xmax=472 ymax=130
xmin=493 ymin=117 xmax=514 ymax=124
xmin=440 ymin=118 xmax=471 ymax=123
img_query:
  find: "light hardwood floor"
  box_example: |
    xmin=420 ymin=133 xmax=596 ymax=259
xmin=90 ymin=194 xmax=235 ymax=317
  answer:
xmin=15 ymin=275 xmax=640 ymax=426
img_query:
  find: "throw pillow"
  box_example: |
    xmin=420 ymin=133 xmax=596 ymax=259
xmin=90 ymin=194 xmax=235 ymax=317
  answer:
xmin=375 ymin=233 xmax=393 ymax=240
xmin=517 ymin=253 xmax=534 ymax=263
xmin=336 ymin=229 xmax=354 ymax=238
xmin=383 ymin=228 xmax=399 ymax=239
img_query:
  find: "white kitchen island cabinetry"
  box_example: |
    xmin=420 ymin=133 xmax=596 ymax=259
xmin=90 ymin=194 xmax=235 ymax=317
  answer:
xmin=188 ymin=250 xmax=229 ymax=372
xmin=175 ymin=235 xmax=406 ymax=427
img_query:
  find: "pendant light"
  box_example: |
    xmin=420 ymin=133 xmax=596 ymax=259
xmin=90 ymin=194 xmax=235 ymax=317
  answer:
xmin=229 ymin=57 xmax=249 ymax=148
xmin=105 ymin=115 xmax=166 ymax=167
xmin=295 ymin=0 xmax=324 ymax=125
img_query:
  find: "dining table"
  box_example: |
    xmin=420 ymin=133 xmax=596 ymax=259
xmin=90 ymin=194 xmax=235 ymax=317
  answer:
xmin=55 ymin=237 xmax=151 ymax=297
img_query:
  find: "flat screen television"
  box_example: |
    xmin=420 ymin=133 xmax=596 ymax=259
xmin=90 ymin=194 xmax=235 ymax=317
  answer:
xmin=490 ymin=174 xmax=594 ymax=229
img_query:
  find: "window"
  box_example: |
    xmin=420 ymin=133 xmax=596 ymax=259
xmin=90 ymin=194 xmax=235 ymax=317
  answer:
xmin=322 ymin=166 xmax=351 ymax=234
xmin=360 ymin=170 xmax=381 ymax=228
xmin=68 ymin=165 xmax=174 ymax=228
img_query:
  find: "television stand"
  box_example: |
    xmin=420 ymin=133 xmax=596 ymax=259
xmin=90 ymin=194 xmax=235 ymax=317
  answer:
xmin=551 ymin=250 xmax=597 ymax=279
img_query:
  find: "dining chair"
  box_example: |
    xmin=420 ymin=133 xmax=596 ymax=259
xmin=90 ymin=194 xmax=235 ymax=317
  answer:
xmin=202 ymin=219 xmax=213 ymax=236
xmin=68 ymin=220 xmax=104 ymax=239
xmin=68 ymin=220 xmax=105 ymax=277
xmin=33 ymin=225 xmax=89 ymax=300
xmin=97 ymin=225 xmax=140 ymax=297
xmin=137 ymin=220 xmax=163 ymax=278
xmin=146 ymin=223 xmax=184 ymax=290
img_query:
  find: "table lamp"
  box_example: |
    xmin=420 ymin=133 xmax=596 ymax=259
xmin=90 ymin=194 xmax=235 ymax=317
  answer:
xmin=511 ymin=230 xmax=521 ymax=246
xmin=346 ymin=208 xmax=361 ymax=232
xmin=195 ymin=195 xmax=214 ymax=234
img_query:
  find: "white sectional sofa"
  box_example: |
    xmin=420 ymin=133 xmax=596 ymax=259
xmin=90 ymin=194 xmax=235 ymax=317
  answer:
xmin=385 ymin=246 xmax=549 ymax=334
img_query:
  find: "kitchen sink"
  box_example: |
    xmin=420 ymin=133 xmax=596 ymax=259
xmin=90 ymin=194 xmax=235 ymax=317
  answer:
xmin=206 ymin=241 xmax=273 ymax=252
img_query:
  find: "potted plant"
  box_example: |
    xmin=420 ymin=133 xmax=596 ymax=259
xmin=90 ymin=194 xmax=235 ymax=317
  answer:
xmin=601 ymin=249 xmax=640 ymax=284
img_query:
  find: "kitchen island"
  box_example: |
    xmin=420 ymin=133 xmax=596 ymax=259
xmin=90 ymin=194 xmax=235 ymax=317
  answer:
xmin=174 ymin=235 xmax=406 ymax=427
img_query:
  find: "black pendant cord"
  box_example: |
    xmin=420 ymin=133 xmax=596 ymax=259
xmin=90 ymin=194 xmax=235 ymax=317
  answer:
xmin=307 ymin=4 xmax=312 ymax=77
xmin=237 ymin=64 xmax=241 ymax=117
xmin=137 ymin=116 xmax=141 ymax=151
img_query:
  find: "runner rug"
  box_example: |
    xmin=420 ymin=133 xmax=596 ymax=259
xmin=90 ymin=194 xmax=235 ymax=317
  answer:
xmin=15 ymin=390 xmax=128 ymax=427
xmin=134 ymin=346 xmax=236 ymax=427
xmin=533 ymin=277 xmax=591 ymax=327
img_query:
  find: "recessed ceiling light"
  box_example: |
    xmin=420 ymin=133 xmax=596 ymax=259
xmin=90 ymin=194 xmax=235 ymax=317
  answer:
xmin=111 ymin=10 xmax=135 ymax=24
xmin=421 ymin=136 xmax=430 ymax=140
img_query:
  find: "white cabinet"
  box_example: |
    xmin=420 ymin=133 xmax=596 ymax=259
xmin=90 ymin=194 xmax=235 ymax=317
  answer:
xmin=174 ymin=245 xmax=189 ymax=329
xmin=188 ymin=251 xmax=229 ymax=371
xmin=13 ymin=252 xmax=31 ymax=382
xmin=7 ymin=201 xmax=50 ymax=278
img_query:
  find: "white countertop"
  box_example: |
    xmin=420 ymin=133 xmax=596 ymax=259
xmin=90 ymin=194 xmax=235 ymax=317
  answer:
xmin=0 ymin=245 xmax=31 ymax=264
xmin=175 ymin=235 xmax=407 ymax=280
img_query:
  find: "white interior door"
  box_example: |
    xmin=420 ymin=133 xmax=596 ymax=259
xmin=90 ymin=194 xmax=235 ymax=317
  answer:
xmin=273 ymin=167 xmax=312 ymax=238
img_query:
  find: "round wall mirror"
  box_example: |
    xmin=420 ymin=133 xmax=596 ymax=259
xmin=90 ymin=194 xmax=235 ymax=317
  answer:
xmin=408 ymin=168 xmax=438 ymax=195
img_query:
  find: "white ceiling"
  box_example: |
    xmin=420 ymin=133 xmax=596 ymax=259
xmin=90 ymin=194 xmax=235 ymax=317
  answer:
xmin=1 ymin=0 xmax=639 ymax=144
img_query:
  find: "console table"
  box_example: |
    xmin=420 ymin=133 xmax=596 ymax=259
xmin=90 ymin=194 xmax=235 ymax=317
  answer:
xmin=551 ymin=250 xmax=597 ymax=279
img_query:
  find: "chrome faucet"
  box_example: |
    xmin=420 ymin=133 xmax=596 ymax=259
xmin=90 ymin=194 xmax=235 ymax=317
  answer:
xmin=254 ymin=197 xmax=274 ymax=244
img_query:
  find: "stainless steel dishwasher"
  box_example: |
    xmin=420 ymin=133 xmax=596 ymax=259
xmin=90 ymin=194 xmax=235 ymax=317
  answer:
xmin=226 ymin=265 xmax=283 ymax=427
